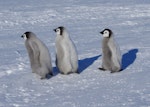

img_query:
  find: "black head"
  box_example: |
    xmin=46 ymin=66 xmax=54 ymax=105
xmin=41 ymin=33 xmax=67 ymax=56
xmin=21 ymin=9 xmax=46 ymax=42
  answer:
xmin=100 ymin=28 xmax=112 ymax=38
xmin=21 ymin=32 xmax=31 ymax=39
xmin=53 ymin=26 xmax=64 ymax=36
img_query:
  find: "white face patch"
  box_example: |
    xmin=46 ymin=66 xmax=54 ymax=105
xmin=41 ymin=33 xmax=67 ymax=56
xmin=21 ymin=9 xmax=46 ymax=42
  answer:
xmin=22 ymin=34 xmax=27 ymax=40
xmin=56 ymin=28 xmax=61 ymax=35
xmin=103 ymin=30 xmax=110 ymax=38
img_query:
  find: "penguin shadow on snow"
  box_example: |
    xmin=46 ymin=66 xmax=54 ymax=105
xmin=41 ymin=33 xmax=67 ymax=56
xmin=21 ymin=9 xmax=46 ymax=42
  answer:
xmin=52 ymin=67 xmax=60 ymax=76
xmin=45 ymin=67 xmax=58 ymax=79
xmin=51 ymin=55 xmax=101 ymax=76
xmin=78 ymin=55 xmax=101 ymax=73
xmin=121 ymin=49 xmax=138 ymax=70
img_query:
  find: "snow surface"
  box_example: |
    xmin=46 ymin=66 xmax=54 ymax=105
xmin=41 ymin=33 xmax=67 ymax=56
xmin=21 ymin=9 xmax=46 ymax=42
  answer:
xmin=0 ymin=0 xmax=150 ymax=107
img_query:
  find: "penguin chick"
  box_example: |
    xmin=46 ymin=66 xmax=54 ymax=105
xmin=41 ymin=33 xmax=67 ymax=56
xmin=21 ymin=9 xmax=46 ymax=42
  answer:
xmin=21 ymin=32 xmax=53 ymax=79
xmin=54 ymin=26 xmax=78 ymax=74
xmin=99 ymin=29 xmax=122 ymax=73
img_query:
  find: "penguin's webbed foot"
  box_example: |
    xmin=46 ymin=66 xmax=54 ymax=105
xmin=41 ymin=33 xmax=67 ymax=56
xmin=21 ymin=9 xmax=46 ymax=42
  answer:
xmin=119 ymin=69 xmax=123 ymax=71
xmin=60 ymin=71 xmax=79 ymax=75
xmin=67 ymin=72 xmax=75 ymax=75
xmin=44 ymin=72 xmax=53 ymax=79
xmin=60 ymin=72 xmax=73 ymax=75
xmin=98 ymin=67 xmax=106 ymax=71
xmin=60 ymin=72 xmax=65 ymax=75
xmin=49 ymin=72 xmax=53 ymax=76
xmin=110 ymin=70 xmax=121 ymax=73
xmin=40 ymin=76 xmax=46 ymax=80
xmin=75 ymin=70 xmax=80 ymax=74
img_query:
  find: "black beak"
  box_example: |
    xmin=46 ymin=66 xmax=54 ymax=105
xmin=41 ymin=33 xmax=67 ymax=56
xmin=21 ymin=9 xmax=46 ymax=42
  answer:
xmin=21 ymin=35 xmax=23 ymax=38
xmin=53 ymin=29 xmax=56 ymax=32
xmin=100 ymin=31 xmax=103 ymax=34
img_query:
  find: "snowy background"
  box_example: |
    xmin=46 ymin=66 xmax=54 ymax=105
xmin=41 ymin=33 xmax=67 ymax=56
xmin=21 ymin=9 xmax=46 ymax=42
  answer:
xmin=0 ymin=0 xmax=150 ymax=107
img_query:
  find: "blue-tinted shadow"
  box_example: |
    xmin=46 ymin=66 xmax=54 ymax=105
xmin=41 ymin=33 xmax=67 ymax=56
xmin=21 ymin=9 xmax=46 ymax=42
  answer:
xmin=52 ymin=67 xmax=60 ymax=76
xmin=46 ymin=67 xmax=59 ymax=79
xmin=122 ymin=49 xmax=138 ymax=70
xmin=78 ymin=55 xmax=101 ymax=73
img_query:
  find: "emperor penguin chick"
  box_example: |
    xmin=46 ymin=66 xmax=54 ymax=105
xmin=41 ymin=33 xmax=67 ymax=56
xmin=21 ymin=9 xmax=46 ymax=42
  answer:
xmin=99 ymin=29 xmax=122 ymax=73
xmin=54 ymin=26 xmax=78 ymax=74
xmin=21 ymin=32 xmax=53 ymax=79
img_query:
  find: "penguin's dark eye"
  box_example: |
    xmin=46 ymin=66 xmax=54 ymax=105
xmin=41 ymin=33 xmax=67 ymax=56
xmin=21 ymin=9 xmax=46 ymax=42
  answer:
xmin=56 ymin=29 xmax=60 ymax=32
xmin=104 ymin=31 xmax=109 ymax=34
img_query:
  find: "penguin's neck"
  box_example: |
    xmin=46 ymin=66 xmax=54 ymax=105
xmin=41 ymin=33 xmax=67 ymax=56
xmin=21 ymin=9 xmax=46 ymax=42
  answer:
xmin=103 ymin=37 xmax=110 ymax=43
xmin=102 ymin=37 xmax=110 ymax=49
xmin=63 ymin=31 xmax=69 ymax=38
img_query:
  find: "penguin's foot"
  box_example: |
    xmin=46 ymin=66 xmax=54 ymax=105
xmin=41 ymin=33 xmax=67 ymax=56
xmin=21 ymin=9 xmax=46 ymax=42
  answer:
xmin=98 ymin=67 xmax=106 ymax=71
xmin=60 ymin=72 xmax=73 ymax=75
xmin=45 ymin=73 xmax=53 ymax=79
xmin=60 ymin=71 xmax=79 ymax=75
xmin=40 ymin=77 xmax=44 ymax=80
xmin=110 ymin=71 xmax=115 ymax=73
xmin=119 ymin=69 xmax=123 ymax=71
xmin=75 ymin=70 xmax=80 ymax=74
xmin=40 ymin=76 xmax=46 ymax=80
xmin=60 ymin=72 xmax=65 ymax=75
xmin=67 ymin=72 xmax=74 ymax=75
xmin=110 ymin=70 xmax=121 ymax=73
xmin=49 ymin=72 xmax=53 ymax=76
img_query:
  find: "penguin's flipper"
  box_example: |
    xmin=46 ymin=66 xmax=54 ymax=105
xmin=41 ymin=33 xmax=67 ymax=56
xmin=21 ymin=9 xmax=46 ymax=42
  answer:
xmin=31 ymin=42 xmax=41 ymax=67
xmin=55 ymin=54 xmax=58 ymax=66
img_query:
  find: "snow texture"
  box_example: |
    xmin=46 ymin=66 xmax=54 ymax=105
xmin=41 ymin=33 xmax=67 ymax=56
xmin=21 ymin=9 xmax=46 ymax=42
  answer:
xmin=0 ymin=0 xmax=150 ymax=107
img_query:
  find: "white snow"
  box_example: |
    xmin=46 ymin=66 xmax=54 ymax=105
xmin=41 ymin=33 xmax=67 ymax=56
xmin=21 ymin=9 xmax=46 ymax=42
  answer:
xmin=0 ymin=0 xmax=150 ymax=107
